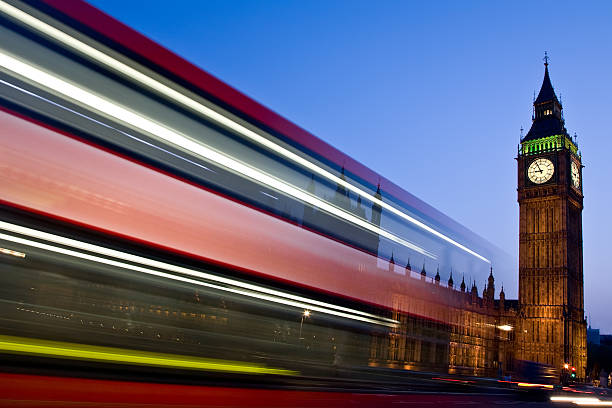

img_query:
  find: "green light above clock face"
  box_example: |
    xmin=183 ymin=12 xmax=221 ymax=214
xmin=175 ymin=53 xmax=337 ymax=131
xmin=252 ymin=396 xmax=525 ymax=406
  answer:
xmin=528 ymin=158 xmax=554 ymax=184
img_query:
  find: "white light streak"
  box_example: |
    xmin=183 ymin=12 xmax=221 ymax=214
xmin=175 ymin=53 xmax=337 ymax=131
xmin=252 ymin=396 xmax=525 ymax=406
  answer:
xmin=0 ymin=78 xmax=216 ymax=176
xmin=0 ymin=0 xmax=490 ymax=264
xmin=260 ymin=191 xmax=278 ymax=200
xmin=0 ymin=221 xmax=398 ymax=327
xmin=551 ymin=396 xmax=612 ymax=406
xmin=0 ymin=51 xmax=434 ymax=259
xmin=0 ymin=247 xmax=25 ymax=258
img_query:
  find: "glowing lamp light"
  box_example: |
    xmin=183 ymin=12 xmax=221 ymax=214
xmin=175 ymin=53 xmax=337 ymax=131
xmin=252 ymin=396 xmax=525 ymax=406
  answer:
xmin=497 ymin=325 xmax=513 ymax=331
xmin=303 ymin=310 xmax=311 ymax=318
xmin=564 ymin=363 xmax=569 ymax=369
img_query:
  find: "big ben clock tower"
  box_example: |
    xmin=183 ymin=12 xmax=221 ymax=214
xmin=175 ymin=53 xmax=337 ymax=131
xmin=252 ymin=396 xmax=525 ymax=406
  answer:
xmin=516 ymin=56 xmax=586 ymax=378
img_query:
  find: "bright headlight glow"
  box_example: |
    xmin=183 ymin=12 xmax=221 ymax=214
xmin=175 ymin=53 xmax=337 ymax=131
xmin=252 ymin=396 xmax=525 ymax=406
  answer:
xmin=0 ymin=0 xmax=490 ymax=265
xmin=551 ymin=397 xmax=599 ymax=402
xmin=0 ymin=221 xmax=398 ymax=327
xmin=551 ymin=396 xmax=612 ymax=406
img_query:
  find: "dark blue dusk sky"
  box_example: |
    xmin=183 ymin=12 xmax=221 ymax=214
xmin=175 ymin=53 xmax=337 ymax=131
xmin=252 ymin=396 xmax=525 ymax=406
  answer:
xmin=88 ymin=0 xmax=612 ymax=332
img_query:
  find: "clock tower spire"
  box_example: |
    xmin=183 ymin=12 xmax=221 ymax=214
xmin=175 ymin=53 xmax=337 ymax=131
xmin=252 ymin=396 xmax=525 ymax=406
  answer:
xmin=516 ymin=55 xmax=586 ymax=379
xmin=523 ymin=53 xmax=567 ymax=144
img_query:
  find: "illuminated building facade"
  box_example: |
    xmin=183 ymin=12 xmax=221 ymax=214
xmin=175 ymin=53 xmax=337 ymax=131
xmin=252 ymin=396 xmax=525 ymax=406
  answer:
xmin=368 ymin=264 xmax=517 ymax=378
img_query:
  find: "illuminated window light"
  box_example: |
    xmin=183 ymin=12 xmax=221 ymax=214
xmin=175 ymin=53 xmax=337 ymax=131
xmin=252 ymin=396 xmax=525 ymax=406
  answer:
xmin=497 ymin=325 xmax=512 ymax=331
xmin=0 ymin=0 xmax=490 ymax=265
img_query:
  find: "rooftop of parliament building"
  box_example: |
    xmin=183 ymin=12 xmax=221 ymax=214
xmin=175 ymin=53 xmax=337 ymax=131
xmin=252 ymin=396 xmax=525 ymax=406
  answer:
xmin=371 ymin=255 xmax=518 ymax=377
xmin=389 ymin=253 xmax=516 ymax=312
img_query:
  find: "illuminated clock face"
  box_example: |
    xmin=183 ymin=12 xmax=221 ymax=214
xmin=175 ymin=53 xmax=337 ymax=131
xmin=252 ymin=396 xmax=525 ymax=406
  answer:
xmin=571 ymin=162 xmax=580 ymax=189
xmin=527 ymin=158 xmax=554 ymax=184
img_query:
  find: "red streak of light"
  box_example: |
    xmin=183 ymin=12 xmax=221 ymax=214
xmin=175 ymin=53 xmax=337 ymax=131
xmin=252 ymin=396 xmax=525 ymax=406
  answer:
xmin=432 ymin=377 xmax=474 ymax=384
xmin=562 ymin=387 xmax=594 ymax=394
xmin=0 ymin=372 xmax=499 ymax=408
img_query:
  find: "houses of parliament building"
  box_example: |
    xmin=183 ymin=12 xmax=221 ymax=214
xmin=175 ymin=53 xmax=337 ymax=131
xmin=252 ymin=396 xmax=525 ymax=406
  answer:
xmin=369 ymin=58 xmax=587 ymax=381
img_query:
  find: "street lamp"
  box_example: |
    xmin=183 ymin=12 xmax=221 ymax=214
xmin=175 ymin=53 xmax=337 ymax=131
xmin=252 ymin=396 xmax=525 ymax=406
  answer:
xmin=299 ymin=310 xmax=310 ymax=339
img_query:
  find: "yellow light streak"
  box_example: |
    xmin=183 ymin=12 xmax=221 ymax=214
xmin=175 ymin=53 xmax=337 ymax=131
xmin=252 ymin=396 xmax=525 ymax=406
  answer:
xmin=0 ymin=0 xmax=490 ymax=264
xmin=0 ymin=334 xmax=295 ymax=375
xmin=518 ymin=382 xmax=553 ymax=389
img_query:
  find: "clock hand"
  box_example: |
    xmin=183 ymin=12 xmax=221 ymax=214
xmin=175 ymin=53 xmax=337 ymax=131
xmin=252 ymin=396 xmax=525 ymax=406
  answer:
xmin=535 ymin=162 xmax=543 ymax=173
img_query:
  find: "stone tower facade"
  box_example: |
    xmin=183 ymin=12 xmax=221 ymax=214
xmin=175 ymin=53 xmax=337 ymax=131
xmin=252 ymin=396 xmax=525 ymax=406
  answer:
xmin=516 ymin=58 xmax=586 ymax=378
